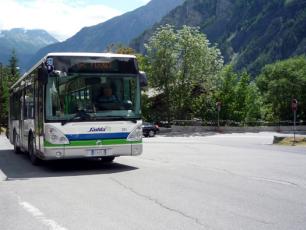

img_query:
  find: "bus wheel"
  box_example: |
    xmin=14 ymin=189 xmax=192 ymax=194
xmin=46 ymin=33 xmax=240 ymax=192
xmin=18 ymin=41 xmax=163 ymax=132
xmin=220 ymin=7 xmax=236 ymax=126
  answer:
xmin=13 ymin=131 xmax=21 ymax=154
xmin=101 ymin=156 xmax=115 ymax=163
xmin=28 ymin=135 xmax=41 ymax=166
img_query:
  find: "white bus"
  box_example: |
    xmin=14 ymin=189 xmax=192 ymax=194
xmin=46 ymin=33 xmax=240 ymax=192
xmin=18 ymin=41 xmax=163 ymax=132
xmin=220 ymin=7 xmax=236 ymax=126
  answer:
xmin=8 ymin=52 xmax=147 ymax=165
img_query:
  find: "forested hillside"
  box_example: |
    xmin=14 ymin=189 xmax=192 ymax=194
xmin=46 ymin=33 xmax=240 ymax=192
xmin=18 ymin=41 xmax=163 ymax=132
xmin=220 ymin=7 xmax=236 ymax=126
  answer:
xmin=132 ymin=0 xmax=306 ymax=74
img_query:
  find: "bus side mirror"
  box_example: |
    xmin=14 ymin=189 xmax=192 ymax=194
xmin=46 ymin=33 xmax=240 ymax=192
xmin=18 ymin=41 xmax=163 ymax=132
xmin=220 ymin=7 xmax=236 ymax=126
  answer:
xmin=38 ymin=66 xmax=48 ymax=84
xmin=139 ymin=71 xmax=148 ymax=88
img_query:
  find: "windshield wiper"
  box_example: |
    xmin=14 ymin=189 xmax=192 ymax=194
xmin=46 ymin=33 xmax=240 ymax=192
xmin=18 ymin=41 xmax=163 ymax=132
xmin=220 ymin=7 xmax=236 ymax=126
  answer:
xmin=61 ymin=110 xmax=92 ymax=125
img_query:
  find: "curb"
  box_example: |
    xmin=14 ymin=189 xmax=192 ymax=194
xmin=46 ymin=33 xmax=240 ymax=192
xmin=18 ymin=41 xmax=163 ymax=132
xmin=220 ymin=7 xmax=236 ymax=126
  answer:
xmin=0 ymin=169 xmax=7 ymax=182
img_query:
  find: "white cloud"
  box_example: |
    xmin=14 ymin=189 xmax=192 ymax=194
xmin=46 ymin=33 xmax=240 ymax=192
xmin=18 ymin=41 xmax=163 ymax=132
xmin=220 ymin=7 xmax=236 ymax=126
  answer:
xmin=0 ymin=0 xmax=122 ymax=41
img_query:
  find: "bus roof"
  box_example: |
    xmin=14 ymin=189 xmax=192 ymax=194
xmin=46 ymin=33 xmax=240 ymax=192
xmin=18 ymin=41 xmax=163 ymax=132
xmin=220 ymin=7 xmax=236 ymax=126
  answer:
xmin=11 ymin=52 xmax=137 ymax=90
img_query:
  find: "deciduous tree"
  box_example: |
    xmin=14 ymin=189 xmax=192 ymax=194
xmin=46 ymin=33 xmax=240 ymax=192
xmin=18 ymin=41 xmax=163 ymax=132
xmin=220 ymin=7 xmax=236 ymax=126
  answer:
xmin=145 ymin=25 xmax=223 ymax=122
xmin=256 ymin=56 xmax=306 ymax=121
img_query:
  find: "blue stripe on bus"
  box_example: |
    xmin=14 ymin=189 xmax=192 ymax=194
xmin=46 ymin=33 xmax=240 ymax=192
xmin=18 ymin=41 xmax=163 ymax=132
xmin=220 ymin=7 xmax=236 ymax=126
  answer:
xmin=65 ymin=132 xmax=130 ymax=141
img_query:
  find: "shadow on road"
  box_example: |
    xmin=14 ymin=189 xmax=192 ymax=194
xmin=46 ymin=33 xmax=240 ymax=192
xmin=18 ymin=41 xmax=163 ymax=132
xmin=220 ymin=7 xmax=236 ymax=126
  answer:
xmin=0 ymin=149 xmax=138 ymax=181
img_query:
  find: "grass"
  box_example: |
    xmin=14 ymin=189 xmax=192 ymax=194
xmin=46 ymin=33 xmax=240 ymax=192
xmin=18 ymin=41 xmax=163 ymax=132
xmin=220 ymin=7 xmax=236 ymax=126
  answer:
xmin=0 ymin=127 xmax=7 ymax=135
xmin=274 ymin=136 xmax=306 ymax=146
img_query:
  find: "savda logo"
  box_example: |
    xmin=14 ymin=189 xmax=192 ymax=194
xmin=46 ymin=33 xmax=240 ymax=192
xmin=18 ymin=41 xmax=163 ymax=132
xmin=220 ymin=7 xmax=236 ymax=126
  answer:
xmin=89 ymin=127 xmax=106 ymax=132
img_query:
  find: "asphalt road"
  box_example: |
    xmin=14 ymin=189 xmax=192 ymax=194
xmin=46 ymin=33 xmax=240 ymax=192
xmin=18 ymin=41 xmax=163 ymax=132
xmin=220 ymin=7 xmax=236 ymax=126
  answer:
xmin=0 ymin=132 xmax=306 ymax=230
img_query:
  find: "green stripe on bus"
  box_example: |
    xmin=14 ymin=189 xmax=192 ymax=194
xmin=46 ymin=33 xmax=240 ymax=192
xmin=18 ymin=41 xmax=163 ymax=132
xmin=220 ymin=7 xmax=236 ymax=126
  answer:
xmin=44 ymin=141 xmax=64 ymax=147
xmin=44 ymin=139 xmax=142 ymax=147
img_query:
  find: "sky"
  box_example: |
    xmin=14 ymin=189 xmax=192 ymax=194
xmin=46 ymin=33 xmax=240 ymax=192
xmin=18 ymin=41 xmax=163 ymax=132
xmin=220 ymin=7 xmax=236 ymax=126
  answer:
xmin=0 ymin=0 xmax=151 ymax=41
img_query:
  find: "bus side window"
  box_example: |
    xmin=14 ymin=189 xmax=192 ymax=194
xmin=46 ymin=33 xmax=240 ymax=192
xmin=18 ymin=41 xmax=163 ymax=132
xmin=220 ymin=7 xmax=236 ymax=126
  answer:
xmin=10 ymin=94 xmax=16 ymax=120
xmin=15 ymin=92 xmax=21 ymax=120
xmin=25 ymin=86 xmax=34 ymax=119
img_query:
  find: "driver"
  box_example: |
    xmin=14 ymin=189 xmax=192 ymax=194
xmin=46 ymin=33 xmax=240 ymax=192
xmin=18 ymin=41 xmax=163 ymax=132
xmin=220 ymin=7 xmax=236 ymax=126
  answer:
xmin=99 ymin=84 xmax=118 ymax=103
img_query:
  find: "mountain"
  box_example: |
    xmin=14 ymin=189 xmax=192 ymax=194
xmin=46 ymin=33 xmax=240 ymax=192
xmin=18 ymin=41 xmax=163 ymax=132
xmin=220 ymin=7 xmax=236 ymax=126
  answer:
xmin=0 ymin=28 xmax=58 ymax=72
xmin=131 ymin=0 xmax=306 ymax=75
xmin=28 ymin=0 xmax=185 ymax=70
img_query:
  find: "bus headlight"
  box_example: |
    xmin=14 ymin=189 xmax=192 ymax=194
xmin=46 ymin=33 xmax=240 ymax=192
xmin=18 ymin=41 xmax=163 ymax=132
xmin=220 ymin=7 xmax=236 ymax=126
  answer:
xmin=45 ymin=125 xmax=69 ymax=145
xmin=127 ymin=125 xmax=142 ymax=142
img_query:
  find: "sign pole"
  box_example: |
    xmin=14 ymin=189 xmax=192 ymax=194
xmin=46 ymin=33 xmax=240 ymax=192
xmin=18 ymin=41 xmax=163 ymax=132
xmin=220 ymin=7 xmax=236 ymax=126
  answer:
xmin=218 ymin=109 xmax=220 ymax=128
xmin=291 ymin=99 xmax=298 ymax=145
xmin=294 ymin=110 xmax=296 ymax=144
xmin=216 ymin=102 xmax=221 ymax=131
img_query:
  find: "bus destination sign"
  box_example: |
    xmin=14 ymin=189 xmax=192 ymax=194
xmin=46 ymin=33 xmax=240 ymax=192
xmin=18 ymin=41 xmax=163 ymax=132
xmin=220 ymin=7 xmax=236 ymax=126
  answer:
xmin=69 ymin=62 xmax=116 ymax=73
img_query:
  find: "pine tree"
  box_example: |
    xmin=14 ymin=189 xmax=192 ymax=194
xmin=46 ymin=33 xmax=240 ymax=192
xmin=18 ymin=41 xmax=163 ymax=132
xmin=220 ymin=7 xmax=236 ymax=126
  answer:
xmin=0 ymin=50 xmax=20 ymax=132
xmin=8 ymin=49 xmax=20 ymax=86
xmin=0 ymin=63 xmax=8 ymax=132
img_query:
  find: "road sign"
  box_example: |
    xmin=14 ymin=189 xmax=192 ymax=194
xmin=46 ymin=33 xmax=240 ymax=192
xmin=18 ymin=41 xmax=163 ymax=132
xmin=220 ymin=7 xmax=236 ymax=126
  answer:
xmin=291 ymin=99 xmax=298 ymax=112
xmin=216 ymin=102 xmax=221 ymax=112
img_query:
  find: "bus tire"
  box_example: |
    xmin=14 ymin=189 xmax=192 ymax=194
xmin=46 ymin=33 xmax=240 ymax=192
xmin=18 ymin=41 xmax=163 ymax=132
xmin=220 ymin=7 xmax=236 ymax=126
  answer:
xmin=13 ymin=131 xmax=21 ymax=154
xmin=101 ymin=156 xmax=115 ymax=163
xmin=28 ymin=134 xmax=41 ymax=166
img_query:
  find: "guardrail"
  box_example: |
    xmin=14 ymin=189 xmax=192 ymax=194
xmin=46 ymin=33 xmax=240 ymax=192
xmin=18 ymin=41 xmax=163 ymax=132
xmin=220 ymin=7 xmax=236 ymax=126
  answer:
xmin=169 ymin=120 xmax=306 ymax=133
xmin=172 ymin=120 xmax=306 ymax=127
xmin=172 ymin=126 xmax=306 ymax=133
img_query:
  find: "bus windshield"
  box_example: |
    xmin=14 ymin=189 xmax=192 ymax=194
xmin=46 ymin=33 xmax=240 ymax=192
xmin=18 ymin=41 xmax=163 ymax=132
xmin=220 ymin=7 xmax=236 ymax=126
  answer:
xmin=45 ymin=74 xmax=141 ymax=122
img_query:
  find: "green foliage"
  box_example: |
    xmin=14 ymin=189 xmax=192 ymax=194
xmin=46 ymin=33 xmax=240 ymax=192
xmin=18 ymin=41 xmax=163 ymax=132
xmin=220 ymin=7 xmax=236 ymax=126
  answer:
xmin=245 ymin=82 xmax=263 ymax=122
xmin=142 ymin=27 xmax=304 ymax=125
xmin=215 ymin=66 xmax=238 ymax=121
xmin=256 ymin=56 xmax=306 ymax=121
xmin=191 ymin=93 xmax=216 ymax=121
xmin=0 ymin=65 xmax=10 ymax=128
xmin=140 ymin=93 xmax=153 ymax=122
xmin=145 ymin=25 xmax=180 ymax=123
xmin=145 ymin=25 xmax=223 ymax=122
xmin=215 ymin=65 xmax=262 ymax=123
xmin=136 ymin=54 xmax=151 ymax=74
xmin=233 ymin=72 xmax=247 ymax=120
xmin=174 ymin=26 xmax=223 ymax=119
xmin=115 ymin=45 xmax=135 ymax=55
xmin=8 ymin=49 xmax=20 ymax=85
xmin=0 ymin=50 xmax=20 ymax=129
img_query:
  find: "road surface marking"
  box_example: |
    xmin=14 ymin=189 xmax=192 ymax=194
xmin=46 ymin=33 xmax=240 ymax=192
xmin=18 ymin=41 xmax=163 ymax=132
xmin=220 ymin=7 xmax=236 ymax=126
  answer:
xmin=19 ymin=201 xmax=68 ymax=230
xmin=0 ymin=169 xmax=7 ymax=181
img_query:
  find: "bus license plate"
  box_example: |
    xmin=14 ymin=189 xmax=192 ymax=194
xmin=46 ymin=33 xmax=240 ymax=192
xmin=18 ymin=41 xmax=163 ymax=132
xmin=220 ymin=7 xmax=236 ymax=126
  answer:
xmin=89 ymin=149 xmax=111 ymax=157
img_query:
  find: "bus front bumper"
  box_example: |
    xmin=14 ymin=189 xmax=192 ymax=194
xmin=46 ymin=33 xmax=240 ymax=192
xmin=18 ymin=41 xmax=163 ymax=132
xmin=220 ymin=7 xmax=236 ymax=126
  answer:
xmin=41 ymin=143 xmax=142 ymax=160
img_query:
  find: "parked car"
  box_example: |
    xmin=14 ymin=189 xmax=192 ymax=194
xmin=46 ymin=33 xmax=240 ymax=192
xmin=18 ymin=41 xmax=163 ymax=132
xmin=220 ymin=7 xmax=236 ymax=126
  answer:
xmin=142 ymin=122 xmax=159 ymax=137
